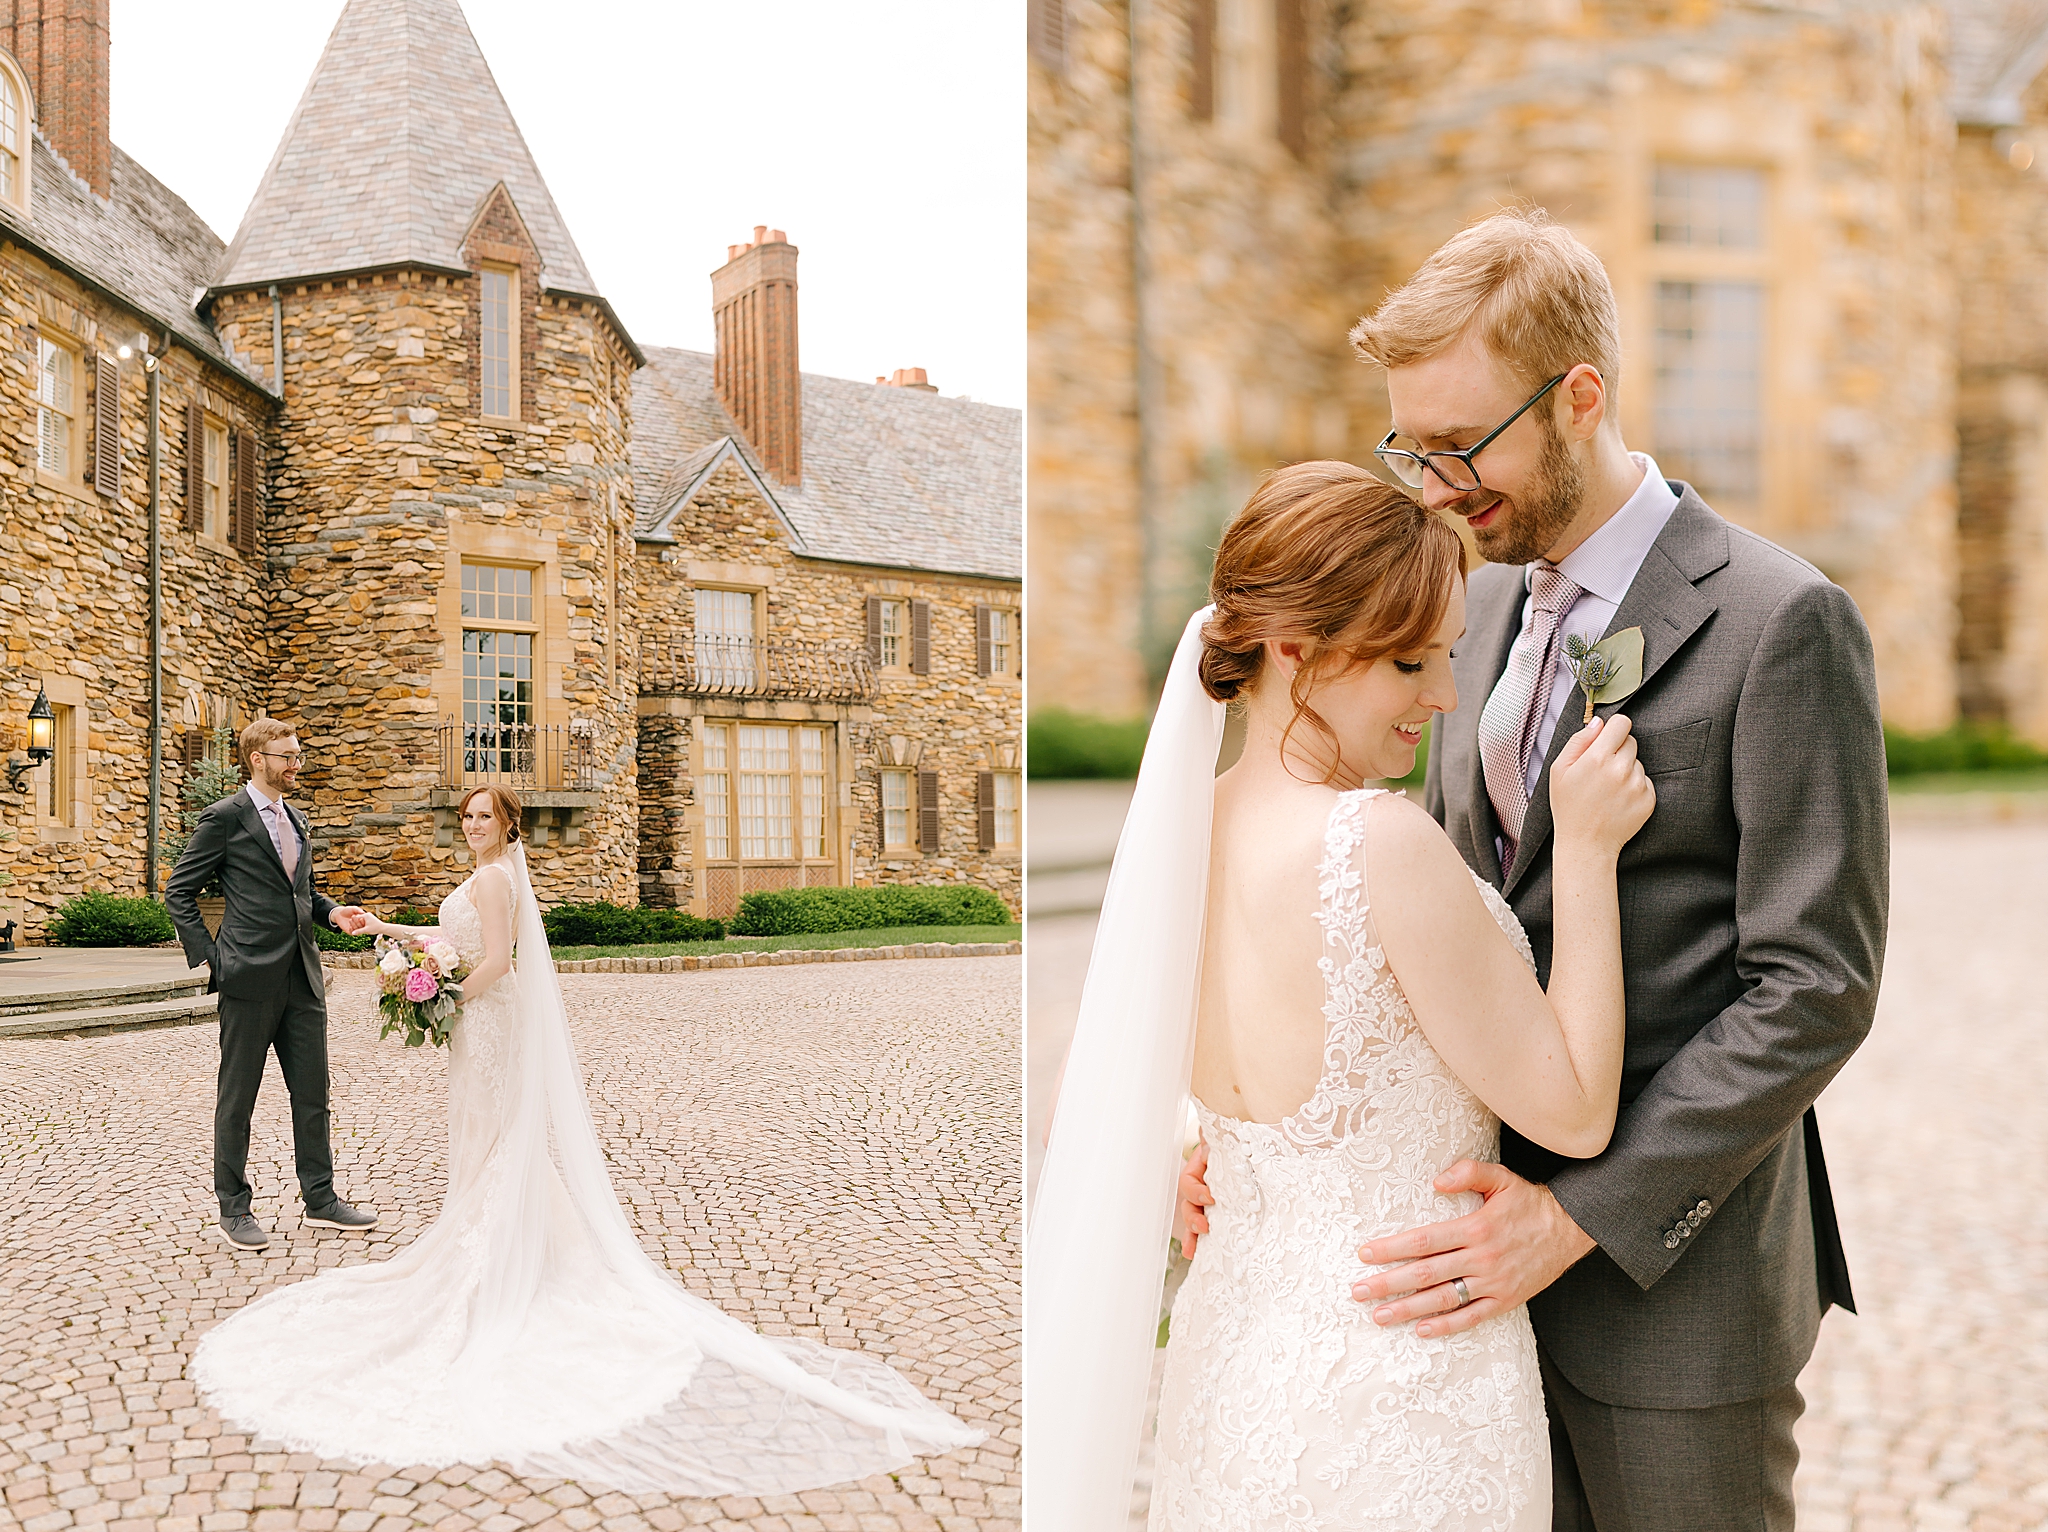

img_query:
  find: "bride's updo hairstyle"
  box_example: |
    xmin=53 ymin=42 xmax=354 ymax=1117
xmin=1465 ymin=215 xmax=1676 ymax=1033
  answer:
xmin=457 ymin=784 xmax=523 ymax=846
xmin=1200 ymin=460 xmax=1463 ymax=777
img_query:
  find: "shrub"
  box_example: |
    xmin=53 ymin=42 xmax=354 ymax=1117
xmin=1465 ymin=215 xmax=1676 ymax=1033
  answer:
xmin=1884 ymin=723 xmax=2048 ymax=776
xmin=540 ymin=901 xmax=726 ymax=947
xmin=1029 ymin=709 xmax=1150 ymax=779
xmin=731 ymin=883 xmax=1012 ymax=936
xmin=48 ymin=892 xmax=176 ymax=948
xmin=316 ymin=922 xmax=374 ymax=952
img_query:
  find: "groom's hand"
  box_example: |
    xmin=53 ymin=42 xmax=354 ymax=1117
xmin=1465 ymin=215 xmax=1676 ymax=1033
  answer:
xmin=332 ymin=906 xmax=368 ymax=934
xmin=1351 ymin=1160 xmax=1596 ymax=1338
xmin=1173 ymin=1139 xmax=1213 ymax=1259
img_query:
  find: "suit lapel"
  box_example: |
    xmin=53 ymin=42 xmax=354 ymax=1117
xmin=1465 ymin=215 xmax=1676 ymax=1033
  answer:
xmin=1457 ymin=564 xmax=1525 ymax=888
xmin=1504 ymin=487 xmax=1728 ymax=898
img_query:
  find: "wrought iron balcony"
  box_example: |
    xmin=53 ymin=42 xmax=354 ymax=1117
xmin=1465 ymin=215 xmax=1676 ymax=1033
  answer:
xmin=638 ymin=629 xmax=877 ymax=703
xmin=436 ymin=719 xmax=596 ymax=792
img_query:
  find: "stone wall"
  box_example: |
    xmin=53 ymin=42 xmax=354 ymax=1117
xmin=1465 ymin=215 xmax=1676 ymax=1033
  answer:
xmin=635 ymin=460 xmax=1022 ymax=918
xmin=215 ymin=261 xmax=641 ymax=916
xmin=1031 ymin=0 xmax=1968 ymax=734
xmin=0 ymin=241 xmax=271 ymax=937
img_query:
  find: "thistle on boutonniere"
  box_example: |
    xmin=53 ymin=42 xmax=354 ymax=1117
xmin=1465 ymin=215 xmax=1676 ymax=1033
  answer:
xmin=1561 ymin=628 xmax=1646 ymax=724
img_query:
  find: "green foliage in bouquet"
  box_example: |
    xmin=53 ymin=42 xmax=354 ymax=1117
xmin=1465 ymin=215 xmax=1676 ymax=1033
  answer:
xmin=731 ymin=883 xmax=1012 ymax=937
xmin=48 ymin=891 xmax=176 ymax=947
xmin=540 ymin=901 xmax=725 ymax=947
xmin=375 ymin=938 xmax=466 ymax=1049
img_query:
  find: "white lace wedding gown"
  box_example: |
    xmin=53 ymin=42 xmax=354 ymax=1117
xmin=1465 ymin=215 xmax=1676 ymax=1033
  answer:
xmin=1148 ymin=790 xmax=1550 ymax=1531
xmin=191 ymin=852 xmax=981 ymax=1494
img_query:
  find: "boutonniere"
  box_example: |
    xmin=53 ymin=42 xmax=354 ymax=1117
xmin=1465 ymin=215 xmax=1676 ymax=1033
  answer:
xmin=1561 ymin=627 xmax=1645 ymax=723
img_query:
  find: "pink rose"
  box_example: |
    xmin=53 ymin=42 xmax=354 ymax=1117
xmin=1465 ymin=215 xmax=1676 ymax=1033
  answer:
xmin=403 ymin=966 xmax=440 ymax=1004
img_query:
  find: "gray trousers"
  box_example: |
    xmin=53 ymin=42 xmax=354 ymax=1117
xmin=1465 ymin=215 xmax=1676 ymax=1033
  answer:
xmin=213 ymin=961 xmax=334 ymax=1218
xmin=1542 ymin=1344 xmax=1803 ymax=1531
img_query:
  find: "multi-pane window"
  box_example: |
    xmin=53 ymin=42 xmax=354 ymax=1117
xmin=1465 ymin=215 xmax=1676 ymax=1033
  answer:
xmin=695 ymin=588 xmax=758 ymax=690
xmin=1653 ymin=164 xmax=1765 ymax=249
xmin=879 ymin=599 xmax=907 ymax=668
xmin=42 ymin=703 xmax=71 ymax=824
xmin=701 ymin=722 xmax=832 ymax=863
xmin=0 ymin=71 xmax=20 ymax=204
xmin=1654 ymin=280 xmax=1763 ymax=501
xmin=202 ymin=420 xmax=227 ymax=539
xmin=37 ymin=338 xmax=73 ymax=478
xmin=481 ymin=266 xmax=517 ymax=418
xmin=700 ymin=724 xmax=731 ymax=860
xmin=993 ymin=771 xmax=1020 ymax=848
xmin=461 ymin=563 xmax=538 ymax=774
xmin=989 ymin=609 xmax=1016 ymax=676
xmin=881 ymin=769 xmax=913 ymax=849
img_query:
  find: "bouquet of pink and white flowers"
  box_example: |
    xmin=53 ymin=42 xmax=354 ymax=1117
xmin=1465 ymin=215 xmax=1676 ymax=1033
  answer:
xmin=374 ymin=934 xmax=470 ymax=1049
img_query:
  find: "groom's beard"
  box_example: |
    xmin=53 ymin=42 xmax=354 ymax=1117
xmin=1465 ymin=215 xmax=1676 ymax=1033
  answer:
xmin=1449 ymin=422 xmax=1585 ymax=566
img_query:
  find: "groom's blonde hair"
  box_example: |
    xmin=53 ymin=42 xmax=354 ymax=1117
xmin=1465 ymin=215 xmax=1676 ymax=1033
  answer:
xmin=239 ymin=717 xmax=298 ymax=770
xmin=1349 ymin=206 xmax=1622 ymax=404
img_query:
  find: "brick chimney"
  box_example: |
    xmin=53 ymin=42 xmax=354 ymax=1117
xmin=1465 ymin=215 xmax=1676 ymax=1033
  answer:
xmin=712 ymin=226 xmax=801 ymax=485
xmin=0 ymin=0 xmax=110 ymax=197
xmin=880 ymin=367 xmax=939 ymax=393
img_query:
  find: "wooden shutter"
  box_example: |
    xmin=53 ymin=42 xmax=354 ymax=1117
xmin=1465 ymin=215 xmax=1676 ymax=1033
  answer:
xmin=1029 ymin=0 xmax=1065 ymax=70
xmin=233 ymin=429 xmax=259 ymax=554
xmin=975 ymin=605 xmax=993 ymax=676
xmin=911 ymin=599 xmax=931 ymax=675
xmin=1190 ymin=0 xmax=1216 ymax=121
xmin=183 ymin=402 xmax=204 ymax=530
xmin=918 ymin=770 xmax=939 ymax=853
xmin=865 ymin=596 xmax=883 ymax=664
xmin=93 ymin=353 xmax=119 ymax=498
xmin=977 ymin=771 xmax=996 ymax=851
xmin=1275 ymin=0 xmax=1307 ymax=157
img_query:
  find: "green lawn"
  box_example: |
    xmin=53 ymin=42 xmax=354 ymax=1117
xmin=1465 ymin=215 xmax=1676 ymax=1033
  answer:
xmin=1890 ymin=769 xmax=2048 ymax=795
xmin=548 ymin=923 xmax=1020 ymax=962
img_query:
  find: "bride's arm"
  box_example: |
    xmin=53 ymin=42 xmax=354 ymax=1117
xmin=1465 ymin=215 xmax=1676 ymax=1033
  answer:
xmin=359 ymin=912 xmax=437 ymax=939
xmin=1368 ymin=716 xmax=1654 ymax=1158
xmin=459 ymin=865 xmax=516 ymax=996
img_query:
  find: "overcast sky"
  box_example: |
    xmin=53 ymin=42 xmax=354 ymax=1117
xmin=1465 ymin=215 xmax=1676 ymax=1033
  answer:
xmin=107 ymin=0 xmax=1023 ymax=408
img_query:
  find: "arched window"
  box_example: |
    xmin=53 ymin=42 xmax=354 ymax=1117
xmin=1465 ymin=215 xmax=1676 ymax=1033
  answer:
xmin=0 ymin=52 xmax=32 ymax=211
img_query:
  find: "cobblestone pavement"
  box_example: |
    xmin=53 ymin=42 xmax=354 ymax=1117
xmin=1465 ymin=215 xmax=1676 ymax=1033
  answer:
xmin=0 ymin=958 xmax=1020 ymax=1532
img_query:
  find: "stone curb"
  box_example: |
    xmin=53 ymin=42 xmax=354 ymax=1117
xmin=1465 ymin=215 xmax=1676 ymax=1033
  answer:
xmin=325 ymin=938 xmax=1023 ymax=973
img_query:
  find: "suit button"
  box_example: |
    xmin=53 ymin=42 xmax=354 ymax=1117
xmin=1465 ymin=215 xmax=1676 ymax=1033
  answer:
xmin=1665 ymin=1233 xmax=1680 ymax=1250
xmin=1679 ymin=1224 xmax=1692 ymax=1238
xmin=1697 ymin=1200 xmax=1711 ymax=1216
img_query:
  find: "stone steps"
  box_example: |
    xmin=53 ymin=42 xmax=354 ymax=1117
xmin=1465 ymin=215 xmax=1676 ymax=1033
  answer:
xmin=326 ymin=939 xmax=1024 ymax=974
xmin=0 ymin=986 xmax=218 ymax=1040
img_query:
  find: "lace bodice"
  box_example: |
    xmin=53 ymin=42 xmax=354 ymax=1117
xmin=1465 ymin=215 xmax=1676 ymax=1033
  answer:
xmin=1149 ymin=789 xmax=1549 ymax=1531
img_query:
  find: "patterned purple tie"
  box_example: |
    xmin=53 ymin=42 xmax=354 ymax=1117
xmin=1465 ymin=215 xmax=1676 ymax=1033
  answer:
xmin=1477 ymin=562 xmax=1583 ymax=878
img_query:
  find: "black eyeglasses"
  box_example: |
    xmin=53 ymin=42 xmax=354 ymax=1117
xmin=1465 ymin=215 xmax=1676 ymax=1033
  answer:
xmin=1374 ymin=372 xmax=1570 ymax=494
xmin=255 ymin=751 xmax=308 ymax=767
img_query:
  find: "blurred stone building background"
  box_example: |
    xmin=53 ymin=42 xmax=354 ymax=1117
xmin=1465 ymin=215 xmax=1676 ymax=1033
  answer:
xmin=1030 ymin=0 xmax=2048 ymax=744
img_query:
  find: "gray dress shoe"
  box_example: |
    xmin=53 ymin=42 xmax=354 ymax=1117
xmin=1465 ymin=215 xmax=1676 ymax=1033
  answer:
xmin=217 ymin=1214 xmax=270 ymax=1249
xmin=303 ymin=1198 xmax=378 ymax=1230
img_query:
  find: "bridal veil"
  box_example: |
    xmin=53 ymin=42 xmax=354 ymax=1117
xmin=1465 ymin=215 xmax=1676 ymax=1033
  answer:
xmin=192 ymin=841 xmax=982 ymax=1493
xmin=1026 ymin=608 xmax=1224 ymax=1527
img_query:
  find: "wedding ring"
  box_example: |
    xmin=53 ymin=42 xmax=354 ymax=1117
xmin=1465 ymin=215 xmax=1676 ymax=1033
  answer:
xmin=1451 ymin=1276 xmax=1472 ymax=1308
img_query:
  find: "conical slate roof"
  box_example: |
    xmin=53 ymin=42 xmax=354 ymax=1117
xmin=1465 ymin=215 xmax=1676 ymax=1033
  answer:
xmin=212 ymin=0 xmax=596 ymax=294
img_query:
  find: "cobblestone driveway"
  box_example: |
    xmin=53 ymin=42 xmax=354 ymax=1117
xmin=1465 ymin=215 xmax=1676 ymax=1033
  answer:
xmin=0 ymin=958 xmax=1020 ymax=1532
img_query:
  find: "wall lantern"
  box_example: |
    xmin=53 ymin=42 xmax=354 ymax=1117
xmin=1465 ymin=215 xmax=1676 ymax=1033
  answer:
xmin=8 ymin=685 xmax=53 ymax=794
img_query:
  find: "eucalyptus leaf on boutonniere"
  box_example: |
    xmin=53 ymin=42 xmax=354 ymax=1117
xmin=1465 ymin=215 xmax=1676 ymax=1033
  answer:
xmin=1561 ymin=627 xmax=1646 ymax=724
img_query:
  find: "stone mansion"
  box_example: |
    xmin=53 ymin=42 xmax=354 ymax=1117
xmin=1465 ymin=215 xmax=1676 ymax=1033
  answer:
xmin=0 ymin=0 xmax=1021 ymax=935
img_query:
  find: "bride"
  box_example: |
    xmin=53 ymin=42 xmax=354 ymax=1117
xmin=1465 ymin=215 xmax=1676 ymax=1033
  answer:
xmin=1027 ymin=461 xmax=1652 ymax=1530
xmin=192 ymin=784 xmax=981 ymax=1493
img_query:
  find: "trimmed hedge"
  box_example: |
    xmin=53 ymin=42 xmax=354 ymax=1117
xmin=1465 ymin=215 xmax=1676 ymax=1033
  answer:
xmin=316 ymin=923 xmax=375 ymax=952
xmin=1884 ymin=723 xmax=2048 ymax=776
xmin=48 ymin=892 xmax=176 ymax=948
xmin=1029 ymin=709 xmax=1150 ymax=779
xmin=540 ymin=902 xmax=726 ymax=947
xmin=731 ymin=883 xmax=1012 ymax=936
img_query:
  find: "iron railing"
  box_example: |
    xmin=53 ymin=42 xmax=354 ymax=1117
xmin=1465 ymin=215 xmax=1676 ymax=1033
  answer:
xmin=437 ymin=719 xmax=595 ymax=791
xmin=637 ymin=629 xmax=877 ymax=702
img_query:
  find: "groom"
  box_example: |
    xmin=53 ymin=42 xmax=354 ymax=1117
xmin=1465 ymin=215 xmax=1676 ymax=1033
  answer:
xmin=1182 ymin=210 xmax=1888 ymax=1527
xmin=167 ymin=718 xmax=380 ymax=1251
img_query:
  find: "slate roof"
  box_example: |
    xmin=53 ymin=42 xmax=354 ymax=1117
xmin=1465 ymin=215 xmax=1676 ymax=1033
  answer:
xmin=1947 ymin=0 xmax=2048 ymax=124
xmin=212 ymin=0 xmax=597 ymax=296
xmin=632 ymin=347 xmax=1022 ymax=583
xmin=0 ymin=135 xmax=248 ymax=375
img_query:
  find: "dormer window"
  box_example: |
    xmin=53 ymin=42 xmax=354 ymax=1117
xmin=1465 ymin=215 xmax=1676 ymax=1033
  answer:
xmin=0 ymin=52 xmax=30 ymax=211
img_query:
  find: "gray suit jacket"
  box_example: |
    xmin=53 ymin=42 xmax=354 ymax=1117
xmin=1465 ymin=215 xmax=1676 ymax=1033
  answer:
xmin=1425 ymin=484 xmax=1888 ymax=1410
xmin=165 ymin=787 xmax=339 ymax=1002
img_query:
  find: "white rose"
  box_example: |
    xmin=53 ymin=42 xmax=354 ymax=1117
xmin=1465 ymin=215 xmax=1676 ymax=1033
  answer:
xmin=377 ymin=945 xmax=410 ymax=976
xmin=427 ymin=940 xmax=461 ymax=975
